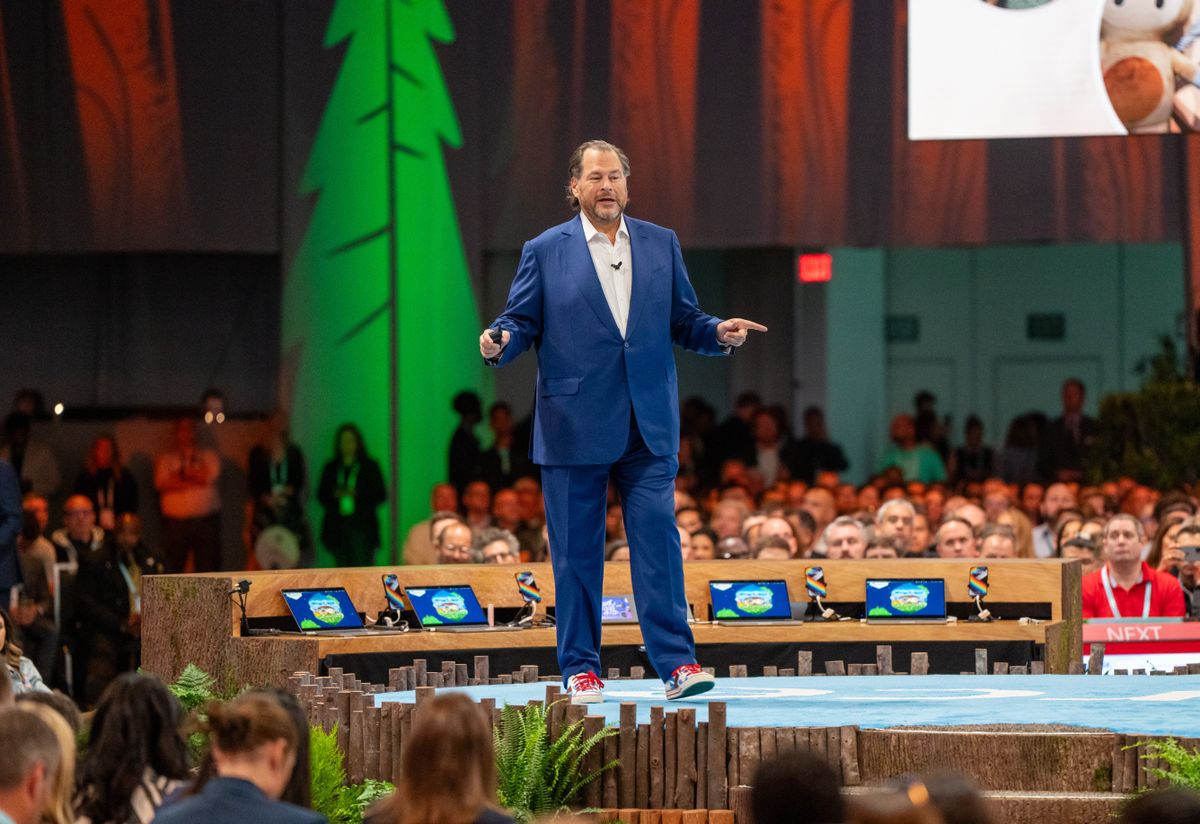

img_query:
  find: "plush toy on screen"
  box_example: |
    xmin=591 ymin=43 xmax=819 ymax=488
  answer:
xmin=1101 ymin=0 xmax=1200 ymax=132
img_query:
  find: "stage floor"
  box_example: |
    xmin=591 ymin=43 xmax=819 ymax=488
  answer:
xmin=375 ymin=675 xmax=1200 ymax=737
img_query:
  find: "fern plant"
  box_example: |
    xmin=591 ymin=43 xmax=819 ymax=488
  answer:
xmin=310 ymin=724 xmax=394 ymax=824
xmin=168 ymin=663 xmax=217 ymax=714
xmin=494 ymin=701 xmax=618 ymax=822
xmin=1137 ymin=738 xmax=1200 ymax=790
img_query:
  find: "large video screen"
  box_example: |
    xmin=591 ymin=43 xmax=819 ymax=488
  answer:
xmin=909 ymin=0 xmax=1200 ymax=139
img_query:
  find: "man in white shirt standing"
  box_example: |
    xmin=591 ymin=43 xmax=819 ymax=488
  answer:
xmin=154 ymin=417 xmax=222 ymax=572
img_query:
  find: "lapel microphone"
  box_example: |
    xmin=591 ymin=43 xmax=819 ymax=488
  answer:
xmin=611 ymin=261 xmax=622 ymax=270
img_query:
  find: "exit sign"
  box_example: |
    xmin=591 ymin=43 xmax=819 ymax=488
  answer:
xmin=797 ymin=253 xmax=832 ymax=283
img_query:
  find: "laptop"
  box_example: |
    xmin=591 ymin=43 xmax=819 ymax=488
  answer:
xmin=281 ymin=587 xmax=373 ymax=635
xmin=404 ymin=584 xmax=523 ymax=632
xmin=601 ymin=594 xmax=639 ymax=624
xmin=709 ymin=580 xmax=799 ymax=626
xmin=865 ymin=578 xmax=949 ymax=624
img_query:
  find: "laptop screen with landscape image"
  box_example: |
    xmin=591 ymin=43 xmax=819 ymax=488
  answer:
xmin=281 ymin=587 xmax=365 ymax=632
xmin=404 ymin=585 xmax=488 ymax=627
xmin=709 ymin=580 xmax=792 ymax=621
xmin=865 ymin=578 xmax=947 ymax=620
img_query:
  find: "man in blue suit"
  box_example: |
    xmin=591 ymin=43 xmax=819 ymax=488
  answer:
xmin=480 ymin=140 xmax=766 ymax=702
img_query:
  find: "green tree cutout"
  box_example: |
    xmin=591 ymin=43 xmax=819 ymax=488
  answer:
xmin=283 ymin=0 xmax=484 ymax=565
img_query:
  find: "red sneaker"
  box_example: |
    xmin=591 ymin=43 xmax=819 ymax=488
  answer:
xmin=565 ymin=671 xmax=605 ymax=704
xmin=665 ymin=663 xmax=715 ymax=700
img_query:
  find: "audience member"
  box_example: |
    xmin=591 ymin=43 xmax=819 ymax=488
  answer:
xmin=748 ymin=408 xmax=796 ymax=487
xmin=1039 ymin=377 xmax=1098 ymax=483
xmin=864 ymin=536 xmax=902 ymax=560
xmin=436 ymin=521 xmax=474 ymax=565
xmin=0 ymin=459 xmax=20 ymax=609
xmin=0 ymin=413 xmax=62 ymax=497
xmin=823 ymin=516 xmax=869 ymax=560
xmin=999 ymin=414 xmax=1043 ymax=485
xmin=1032 ymin=483 xmax=1077 ymax=558
xmin=935 ymin=518 xmax=978 ymax=559
xmin=801 ymin=486 xmax=837 ymax=536
xmin=875 ymin=499 xmax=916 ymax=555
xmin=1 ymin=606 xmax=49 ymax=694
xmin=879 ymin=414 xmax=946 ymax=484
xmin=1018 ymin=482 xmax=1044 ymax=522
xmin=707 ymin=392 xmax=759 ymax=471
xmin=690 ymin=527 xmax=717 ymax=560
xmin=248 ymin=411 xmax=312 ymax=567
xmin=1082 ymin=513 xmax=1186 ymax=619
xmin=1147 ymin=516 xmax=1187 ymax=572
xmin=368 ymin=692 xmax=515 ymax=824
xmin=19 ymin=702 xmax=75 ymax=824
xmin=75 ymin=673 xmax=190 ymax=824
xmin=1118 ymin=786 xmax=1200 ymax=824
xmin=475 ymin=528 xmax=519 ymax=564
xmin=758 ymin=516 xmax=799 ymax=558
xmin=604 ymin=540 xmax=630 ymax=562
xmin=792 ymin=406 xmax=849 ymax=485
xmin=491 ymin=488 xmax=523 ymax=535
xmin=317 ymin=423 xmax=387 ymax=568
xmin=154 ymin=418 xmax=222 ymax=573
xmin=74 ymin=434 xmax=138 ymax=531
xmin=462 ymin=480 xmax=493 ymax=533
xmin=154 ymin=692 xmax=323 ymax=824
xmin=401 ymin=487 xmax=459 ymax=566
xmin=448 ymin=391 xmax=484 ymax=496
xmin=977 ymin=523 xmax=1017 ymax=559
xmin=752 ymin=535 xmax=792 ymax=561
xmin=751 ymin=751 xmax=844 ymax=824
xmin=0 ymin=704 xmax=62 ymax=824
xmin=910 ymin=510 xmax=933 ymax=556
xmin=13 ymin=690 xmax=80 ymax=734
xmin=710 ymin=500 xmax=746 ymax=540
xmin=948 ymin=416 xmax=994 ymax=486
xmin=480 ymin=402 xmax=519 ymax=491
xmin=994 ymin=508 xmax=1034 ymax=558
xmin=678 ymin=526 xmax=694 ymax=560
xmin=50 ymin=494 xmax=108 ymax=566
xmin=13 ymin=512 xmax=57 ymax=682
xmin=716 ymin=536 xmax=751 ymax=560
xmin=676 ymin=506 xmax=703 ymax=535
xmin=948 ymin=502 xmax=985 ymax=531
xmin=1060 ymin=535 xmax=1101 ymax=577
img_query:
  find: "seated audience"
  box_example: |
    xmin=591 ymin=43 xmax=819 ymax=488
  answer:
xmin=716 ymin=536 xmax=750 ymax=560
xmin=435 ymin=521 xmax=474 ymax=565
xmin=751 ymin=751 xmax=844 ymax=824
xmin=875 ymin=499 xmax=916 ymax=555
xmin=689 ymin=527 xmax=717 ymax=560
xmin=864 ymin=536 xmax=903 ymax=560
xmin=50 ymin=495 xmax=107 ymax=565
xmin=76 ymin=673 xmax=192 ymax=824
xmin=910 ymin=509 xmax=933 ymax=556
xmin=977 ymin=523 xmax=1017 ymax=559
xmin=462 ymin=480 xmax=493 ymax=533
xmin=801 ymin=487 xmax=837 ymax=536
xmin=17 ymin=702 xmax=73 ymax=824
xmin=758 ymin=516 xmax=799 ymax=558
xmin=676 ymin=506 xmax=704 ymax=535
xmin=934 ymin=518 xmax=978 ymax=559
xmin=368 ymin=692 xmax=515 ymax=824
xmin=1059 ymin=535 xmax=1101 ymax=577
xmin=0 ymin=704 xmax=66 ymax=824
xmin=14 ymin=512 xmax=57 ymax=682
xmin=401 ymin=486 xmax=459 ymax=566
xmin=1082 ymin=513 xmax=1186 ymax=619
xmin=752 ymin=535 xmax=792 ymax=561
xmin=14 ymin=690 xmax=80 ymax=734
xmin=1 ymin=606 xmax=48 ymax=695
xmin=604 ymin=540 xmax=630 ymax=562
xmin=1117 ymin=786 xmax=1200 ymax=824
xmin=154 ymin=692 xmax=323 ymax=824
xmin=711 ymin=500 xmax=747 ymax=540
xmin=678 ymin=526 xmax=694 ymax=560
xmin=475 ymin=528 xmax=519 ymax=564
xmin=994 ymin=507 xmax=1034 ymax=558
xmin=74 ymin=434 xmax=138 ymax=531
xmin=823 ymin=516 xmax=869 ymax=560
xmin=1032 ymin=483 xmax=1077 ymax=558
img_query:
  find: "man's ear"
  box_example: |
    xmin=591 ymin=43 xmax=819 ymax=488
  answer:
xmin=25 ymin=761 xmax=47 ymax=806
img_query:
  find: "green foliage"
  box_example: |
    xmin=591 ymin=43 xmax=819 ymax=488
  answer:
xmin=494 ymin=701 xmax=619 ymax=823
xmin=1088 ymin=336 xmax=1200 ymax=489
xmin=168 ymin=663 xmax=218 ymax=714
xmin=310 ymin=724 xmax=394 ymax=824
xmin=1137 ymin=738 xmax=1200 ymax=790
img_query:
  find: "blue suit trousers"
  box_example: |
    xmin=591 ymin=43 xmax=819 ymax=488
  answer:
xmin=541 ymin=414 xmax=695 ymax=684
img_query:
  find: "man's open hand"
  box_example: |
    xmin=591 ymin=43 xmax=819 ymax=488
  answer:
xmin=479 ymin=328 xmax=511 ymax=359
xmin=716 ymin=318 xmax=768 ymax=347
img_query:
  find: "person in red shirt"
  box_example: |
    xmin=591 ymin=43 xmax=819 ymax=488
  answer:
xmin=1082 ymin=513 xmax=1187 ymax=619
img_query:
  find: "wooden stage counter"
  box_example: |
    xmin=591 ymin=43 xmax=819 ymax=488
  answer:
xmin=141 ymin=559 xmax=1081 ymax=688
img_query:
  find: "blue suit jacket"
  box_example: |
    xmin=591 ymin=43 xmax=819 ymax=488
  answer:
xmin=154 ymin=777 xmax=326 ymax=824
xmin=490 ymin=215 xmax=726 ymax=466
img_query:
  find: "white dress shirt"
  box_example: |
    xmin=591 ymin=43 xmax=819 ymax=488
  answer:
xmin=580 ymin=212 xmax=632 ymax=337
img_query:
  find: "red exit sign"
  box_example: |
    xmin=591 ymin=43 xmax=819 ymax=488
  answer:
xmin=797 ymin=253 xmax=832 ymax=283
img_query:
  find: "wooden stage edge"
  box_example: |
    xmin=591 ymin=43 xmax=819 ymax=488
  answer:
xmin=141 ymin=559 xmax=1081 ymax=688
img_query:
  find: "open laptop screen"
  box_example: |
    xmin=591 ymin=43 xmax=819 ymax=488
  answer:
xmin=404 ymin=585 xmax=488 ymax=627
xmin=601 ymin=595 xmax=637 ymax=622
xmin=281 ymin=588 xmax=364 ymax=631
xmin=865 ymin=579 xmax=947 ymax=620
xmin=709 ymin=580 xmax=791 ymax=620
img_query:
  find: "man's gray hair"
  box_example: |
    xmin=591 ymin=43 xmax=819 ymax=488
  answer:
xmin=1103 ymin=512 xmax=1145 ymax=541
xmin=821 ymin=516 xmax=870 ymax=546
xmin=565 ymin=140 xmax=631 ymax=211
xmin=875 ymin=498 xmax=915 ymax=525
xmin=473 ymin=527 xmax=519 ymax=562
xmin=0 ymin=705 xmax=61 ymax=789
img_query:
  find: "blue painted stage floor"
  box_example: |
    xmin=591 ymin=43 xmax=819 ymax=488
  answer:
xmin=375 ymin=675 xmax=1200 ymax=738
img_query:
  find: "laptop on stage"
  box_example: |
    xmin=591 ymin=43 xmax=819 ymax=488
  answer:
xmin=601 ymin=594 xmax=639 ymax=624
xmin=864 ymin=578 xmax=949 ymax=624
xmin=281 ymin=587 xmax=373 ymax=636
xmin=404 ymin=584 xmax=523 ymax=632
xmin=709 ymin=580 xmax=799 ymax=626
